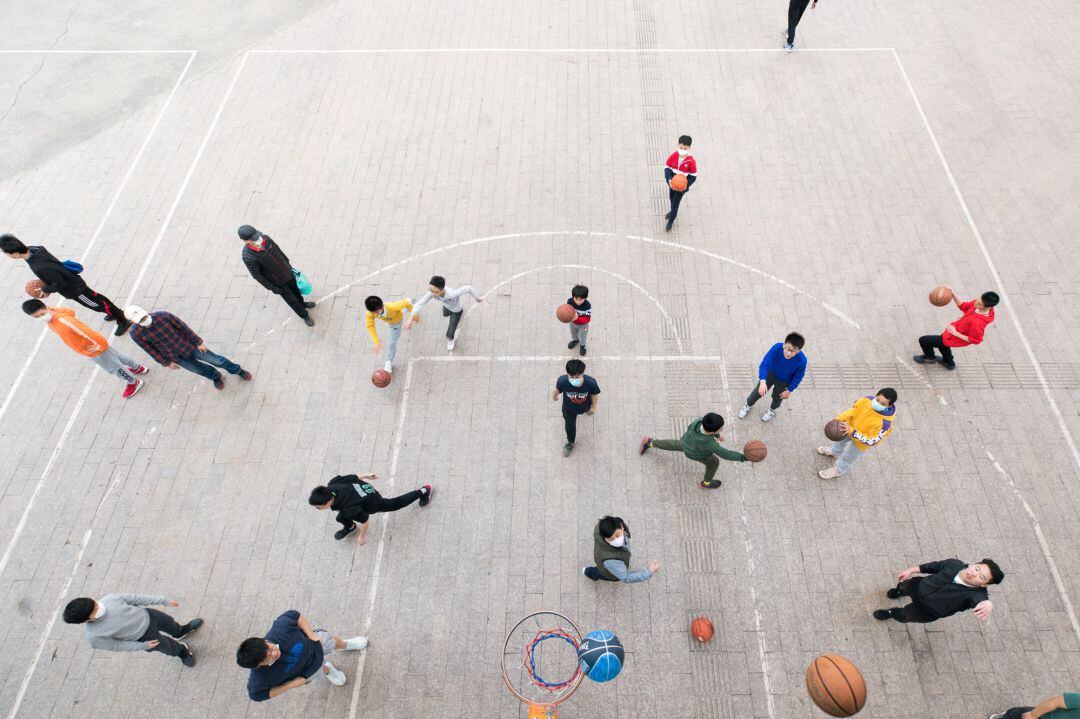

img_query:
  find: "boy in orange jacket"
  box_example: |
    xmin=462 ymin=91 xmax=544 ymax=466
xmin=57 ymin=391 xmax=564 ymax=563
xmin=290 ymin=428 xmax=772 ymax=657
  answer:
xmin=816 ymin=388 xmax=896 ymax=479
xmin=23 ymin=299 xmax=147 ymax=398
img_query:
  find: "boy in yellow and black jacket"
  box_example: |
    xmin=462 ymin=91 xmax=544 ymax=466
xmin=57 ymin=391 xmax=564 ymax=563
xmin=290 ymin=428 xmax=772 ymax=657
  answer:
xmin=817 ymin=388 xmax=897 ymax=479
xmin=364 ymin=295 xmax=414 ymax=374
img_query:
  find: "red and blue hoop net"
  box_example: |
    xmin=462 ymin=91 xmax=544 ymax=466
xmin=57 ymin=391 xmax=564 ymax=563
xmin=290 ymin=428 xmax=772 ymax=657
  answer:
xmin=502 ymin=611 xmax=585 ymax=712
xmin=523 ymin=626 xmax=583 ymax=691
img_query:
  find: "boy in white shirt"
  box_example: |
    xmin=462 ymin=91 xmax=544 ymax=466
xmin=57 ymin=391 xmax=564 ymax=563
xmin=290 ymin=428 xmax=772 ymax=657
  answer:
xmin=405 ymin=275 xmax=483 ymax=351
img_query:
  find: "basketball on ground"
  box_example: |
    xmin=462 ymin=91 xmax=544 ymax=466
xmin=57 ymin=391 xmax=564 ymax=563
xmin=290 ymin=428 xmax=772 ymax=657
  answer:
xmin=24 ymin=279 xmax=47 ymax=298
xmin=556 ymin=303 xmax=577 ymax=323
xmin=929 ymin=286 xmax=953 ymax=306
xmin=805 ymin=654 xmax=867 ymax=717
xmin=670 ymin=174 xmax=688 ymax=191
xmin=577 ymin=630 xmax=624 ymax=682
xmin=371 ymin=369 xmax=392 ymax=388
xmin=690 ymin=616 xmax=714 ymax=643
xmin=824 ymin=420 xmax=848 ymax=442
xmin=743 ymin=439 xmax=767 ymax=462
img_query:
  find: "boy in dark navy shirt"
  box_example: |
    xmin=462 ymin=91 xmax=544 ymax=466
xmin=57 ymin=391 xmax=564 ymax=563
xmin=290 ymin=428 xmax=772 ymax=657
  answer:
xmin=236 ymin=610 xmax=368 ymax=702
xmin=552 ymin=359 xmax=600 ymax=457
xmin=566 ymin=284 xmax=592 ymax=356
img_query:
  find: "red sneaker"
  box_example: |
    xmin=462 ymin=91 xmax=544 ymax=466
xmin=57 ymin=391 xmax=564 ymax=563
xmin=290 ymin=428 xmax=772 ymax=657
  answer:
xmin=122 ymin=379 xmax=143 ymax=399
xmin=130 ymin=365 xmax=148 ymax=375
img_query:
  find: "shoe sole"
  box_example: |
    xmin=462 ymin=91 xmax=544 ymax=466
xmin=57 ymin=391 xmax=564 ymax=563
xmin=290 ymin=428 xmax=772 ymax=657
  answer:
xmin=175 ymin=622 xmax=202 ymax=640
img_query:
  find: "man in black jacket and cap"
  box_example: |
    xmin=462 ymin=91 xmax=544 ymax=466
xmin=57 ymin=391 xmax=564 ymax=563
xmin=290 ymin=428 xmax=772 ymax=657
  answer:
xmin=308 ymin=473 xmax=432 ymax=545
xmin=873 ymin=557 xmax=1004 ymax=623
xmin=238 ymin=224 xmax=315 ymax=326
xmin=2 ymin=234 xmax=131 ymax=336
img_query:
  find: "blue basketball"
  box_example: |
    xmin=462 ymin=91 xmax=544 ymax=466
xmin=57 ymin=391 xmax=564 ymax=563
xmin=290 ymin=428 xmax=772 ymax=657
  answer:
xmin=577 ymin=630 xmax=624 ymax=682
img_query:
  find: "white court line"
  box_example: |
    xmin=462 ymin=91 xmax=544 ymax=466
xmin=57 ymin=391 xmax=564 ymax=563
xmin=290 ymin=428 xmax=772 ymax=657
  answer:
xmin=892 ymin=49 xmax=1080 ymax=482
xmin=0 ymin=50 xmax=197 ymax=424
xmin=3 ymin=53 xmax=251 ymax=719
xmin=250 ymin=48 xmax=894 ymax=54
xmin=0 ymin=50 xmax=194 ymax=54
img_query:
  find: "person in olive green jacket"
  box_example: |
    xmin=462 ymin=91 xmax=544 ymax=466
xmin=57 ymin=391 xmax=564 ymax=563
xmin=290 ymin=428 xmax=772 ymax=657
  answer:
xmin=581 ymin=515 xmax=660 ymax=583
xmin=639 ymin=412 xmax=746 ymax=488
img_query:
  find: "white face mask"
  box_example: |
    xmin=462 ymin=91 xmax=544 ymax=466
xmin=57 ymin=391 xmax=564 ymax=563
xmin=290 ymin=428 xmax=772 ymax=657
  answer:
xmin=677 ymin=148 xmax=689 ymax=157
xmin=568 ymin=377 xmax=584 ymax=388
xmin=607 ymin=534 xmax=626 ymax=548
xmin=871 ymin=399 xmax=888 ymax=412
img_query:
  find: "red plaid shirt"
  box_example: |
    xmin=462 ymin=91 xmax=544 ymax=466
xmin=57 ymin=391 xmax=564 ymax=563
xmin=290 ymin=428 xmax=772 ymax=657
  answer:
xmin=129 ymin=311 xmax=203 ymax=365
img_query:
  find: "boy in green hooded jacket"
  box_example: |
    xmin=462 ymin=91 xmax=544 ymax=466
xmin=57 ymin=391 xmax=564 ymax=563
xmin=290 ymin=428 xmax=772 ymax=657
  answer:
xmin=640 ymin=412 xmax=746 ymax=488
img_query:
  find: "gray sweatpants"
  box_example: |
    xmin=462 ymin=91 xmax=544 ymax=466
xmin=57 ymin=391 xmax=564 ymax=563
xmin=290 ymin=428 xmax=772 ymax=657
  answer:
xmin=570 ymin=323 xmax=589 ymax=347
xmin=91 ymin=346 xmax=139 ymax=384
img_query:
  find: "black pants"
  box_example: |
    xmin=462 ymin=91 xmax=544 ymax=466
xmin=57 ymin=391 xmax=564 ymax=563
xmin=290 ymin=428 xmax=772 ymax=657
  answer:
xmin=444 ymin=306 xmax=462 ymax=339
xmin=272 ymin=277 xmax=309 ymax=319
xmin=67 ymin=287 xmax=122 ymax=320
xmin=137 ymin=608 xmax=190 ymax=658
xmin=667 ymin=188 xmax=686 ymax=220
xmin=787 ymin=0 xmax=812 ymax=44
xmin=563 ymin=411 xmax=579 ymax=444
xmin=745 ymin=372 xmax=789 ymax=411
xmin=887 ymin=578 xmax=938 ymax=623
xmin=918 ymin=334 xmax=955 ymax=365
xmin=373 ymin=489 xmax=424 ymax=513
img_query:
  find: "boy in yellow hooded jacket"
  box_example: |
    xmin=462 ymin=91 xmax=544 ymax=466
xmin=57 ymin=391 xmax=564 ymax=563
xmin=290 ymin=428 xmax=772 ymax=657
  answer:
xmin=817 ymin=388 xmax=897 ymax=479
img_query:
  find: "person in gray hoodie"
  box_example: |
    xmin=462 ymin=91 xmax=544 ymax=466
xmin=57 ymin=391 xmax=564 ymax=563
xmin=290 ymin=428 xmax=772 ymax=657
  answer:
xmin=581 ymin=516 xmax=660 ymax=583
xmin=62 ymin=593 xmax=203 ymax=667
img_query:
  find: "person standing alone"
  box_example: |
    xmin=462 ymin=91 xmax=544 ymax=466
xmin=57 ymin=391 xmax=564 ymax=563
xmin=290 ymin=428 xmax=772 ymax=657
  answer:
xmin=238 ymin=225 xmax=316 ymax=326
xmin=664 ymin=135 xmax=697 ymax=232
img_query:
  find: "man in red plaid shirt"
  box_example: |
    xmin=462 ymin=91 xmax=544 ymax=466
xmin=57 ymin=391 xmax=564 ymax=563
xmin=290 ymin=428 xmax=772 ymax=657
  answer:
xmin=124 ymin=306 xmax=252 ymax=390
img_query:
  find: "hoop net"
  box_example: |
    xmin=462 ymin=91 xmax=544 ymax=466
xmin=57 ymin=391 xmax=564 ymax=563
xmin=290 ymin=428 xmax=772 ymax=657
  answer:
xmin=502 ymin=611 xmax=585 ymax=712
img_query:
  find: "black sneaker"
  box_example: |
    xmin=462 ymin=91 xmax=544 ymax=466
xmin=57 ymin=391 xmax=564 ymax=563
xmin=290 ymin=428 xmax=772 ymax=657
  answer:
xmin=335 ymin=523 xmax=358 ymax=540
xmin=568 ymin=340 xmax=579 ymax=349
xmin=886 ymin=588 xmax=902 ymax=599
xmin=579 ymin=346 xmax=587 ymax=356
xmin=113 ymin=320 xmax=131 ymax=337
xmin=582 ymin=567 xmax=600 ymax=581
xmin=176 ymin=618 xmax=204 ymax=639
xmin=562 ymin=443 xmax=574 ymax=457
xmin=180 ymin=648 xmax=196 ymax=667
xmin=942 ymin=360 xmax=956 ymax=370
xmin=665 ymin=218 xmax=674 ymax=232
xmin=239 ymin=370 xmax=253 ymax=381
xmin=213 ymin=377 xmax=225 ymax=390
xmin=912 ymin=354 xmax=934 ymax=364
xmin=419 ymin=484 xmax=432 ymax=507
xmin=304 ymin=316 xmax=315 ymax=327
xmin=700 ymin=480 xmax=722 ymax=489
xmin=873 ymin=609 xmax=893 ymax=621
xmin=303 ymin=301 xmax=316 ymax=308
xmin=639 ymin=436 xmax=651 ymax=455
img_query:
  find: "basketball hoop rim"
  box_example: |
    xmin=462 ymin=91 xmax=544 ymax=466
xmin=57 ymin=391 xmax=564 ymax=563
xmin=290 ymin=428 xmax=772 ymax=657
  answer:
xmin=501 ymin=610 xmax=585 ymax=708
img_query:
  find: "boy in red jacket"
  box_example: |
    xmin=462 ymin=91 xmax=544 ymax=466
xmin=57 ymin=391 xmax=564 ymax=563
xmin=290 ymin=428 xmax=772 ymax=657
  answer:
xmin=914 ymin=289 xmax=998 ymax=370
xmin=664 ymin=135 xmax=697 ymax=232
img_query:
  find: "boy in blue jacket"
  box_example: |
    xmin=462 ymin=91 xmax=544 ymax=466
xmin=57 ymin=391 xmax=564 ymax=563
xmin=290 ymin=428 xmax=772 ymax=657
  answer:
xmin=738 ymin=332 xmax=807 ymax=422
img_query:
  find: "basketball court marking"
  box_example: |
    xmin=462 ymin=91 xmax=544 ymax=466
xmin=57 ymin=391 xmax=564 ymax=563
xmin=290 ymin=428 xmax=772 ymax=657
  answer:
xmin=0 ymin=49 xmax=197 ymax=424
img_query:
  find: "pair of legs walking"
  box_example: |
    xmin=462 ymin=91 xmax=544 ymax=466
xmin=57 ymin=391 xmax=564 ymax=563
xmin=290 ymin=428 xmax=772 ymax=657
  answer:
xmin=817 ymin=437 xmax=863 ymax=477
xmin=568 ymin=323 xmax=588 ymax=353
xmin=666 ymin=188 xmax=686 ymax=228
xmin=742 ymin=372 xmax=789 ymax=420
xmin=786 ymin=0 xmax=812 ymax=46
xmin=874 ymin=578 xmax=937 ymax=623
xmin=91 ymin=346 xmax=142 ymax=384
xmin=272 ymin=277 xmax=312 ymax=320
xmin=916 ymin=334 xmax=956 ymax=368
xmin=176 ymin=348 xmax=246 ymax=384
xmin=138 ymin=608 xmax=201 ymax=663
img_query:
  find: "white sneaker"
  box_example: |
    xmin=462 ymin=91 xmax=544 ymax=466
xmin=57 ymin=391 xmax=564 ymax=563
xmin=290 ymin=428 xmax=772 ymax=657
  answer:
xmin=446 ymin=338 xmax=455 ymax=351
xmin=987 ymin=714 xmax=1006 ymax=719
xmin=345 ymin=636 xmax=368 ymax=651
xmin=383 ymin=361 xmax=393 ymax=374
xmin=816 ymin=446 xmax=835 ymax=457
xmin=761 ymin=409 xmax=775 ymax=422
xmin=738 ymin=405 xmax=750 ymax=419
xmin=324 ymin=662 xmax=347 ymax=686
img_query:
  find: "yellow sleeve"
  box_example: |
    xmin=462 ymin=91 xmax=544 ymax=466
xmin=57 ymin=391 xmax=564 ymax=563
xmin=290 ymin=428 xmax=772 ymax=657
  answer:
xmin=834 ymin=401 xmax=858 ymax=424
xmin=364 ymin=312 xmax=379 ymax=344
xmin=388 ymin=298 xmax=413 ymax=314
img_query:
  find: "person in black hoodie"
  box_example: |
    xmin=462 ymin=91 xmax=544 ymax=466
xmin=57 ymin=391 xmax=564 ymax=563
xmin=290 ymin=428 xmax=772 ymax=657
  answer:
xmin=873 ymin=558 xmax=1004 ymax=624
xmin=308 ymin=473 xmax=432 ymax=545
xmin=238 ymin=225 xmax=316 ymax=326
xmin=1 ymin=234 xmax=131 ymax=336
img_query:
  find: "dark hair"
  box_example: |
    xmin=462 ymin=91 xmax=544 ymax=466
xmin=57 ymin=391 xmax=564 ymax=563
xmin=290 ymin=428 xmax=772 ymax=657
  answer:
xmin=981 ymin=558 xmax=1004 ymax=585
xmin=309 ymin=486 xmax=334 ymax=506
xmin=981 ymin=291 xmax=1000 ymax=308
xmin=62 ymin=598 xmax=96 ymax=624
xmin=429 ymin=276 xmax=446 ymax=290
xmin=22 ymin=299 xmax=46 ymax=315
xmin=876 ymin=388 xmax=898 ymax=406
xmin=598 ymin=515 xmax=627 ymax=539
xmin=236 ymin=638 xmax=269 ymax=668
xmin=702 ymin=412 xmax=724 ymax=432
xmin=784 ymin=332 xmax=805 ymax=349
xmin=364 ymin=296 xmax=384 ymax=313
xmin=571 ymin=285 xmax=589 ymax=299
xmin=1 ymin=234 xmax=28 ymax=255
xmin=678 ymin=135 xmax=692 ymax=146
xmin=565 ymin=359 xmax=586 ymax=376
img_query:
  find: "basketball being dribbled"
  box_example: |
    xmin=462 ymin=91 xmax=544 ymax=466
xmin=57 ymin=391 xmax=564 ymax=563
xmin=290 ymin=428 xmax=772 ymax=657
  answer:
xmin=669 ymin=174 xmax=688 ymax=191
xmin=824 ymin=420 xmax=849 ymax=442
xmin=690 ymin=616 xmax=714 ymax=643
xmin=743 ymin=440 xmax=767 ymax=463
xmin=577 ymin=630 xmax=624 ymax=683
xmin=929 ymin=286 xmax=953 ymax=307
xmin=556 ymin=303 xmax=577 ymax=324
xmin=371 ymin=369 xmax=392 ymax=388
xmin=805 ymin=654 xmax=867 ymax=717
xmin=24 ymin=279 xmax=47 ymax=298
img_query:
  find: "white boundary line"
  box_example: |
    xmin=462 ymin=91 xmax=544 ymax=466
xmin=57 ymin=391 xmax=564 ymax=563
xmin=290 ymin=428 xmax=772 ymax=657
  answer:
xmin=249 ymin=48 xmax=894 ymax=55
xmin=0 ymin=50 xmax=194 ymax=54
xmin=0 ymin=50 xmax=197 ymax=423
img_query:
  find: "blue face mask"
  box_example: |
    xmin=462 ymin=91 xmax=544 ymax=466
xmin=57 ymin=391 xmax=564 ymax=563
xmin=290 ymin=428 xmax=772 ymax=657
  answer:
xmin=871 ymin=399 xmax=888 ymax=412
xmin=568 ymin=377 xmax=584 ymax=388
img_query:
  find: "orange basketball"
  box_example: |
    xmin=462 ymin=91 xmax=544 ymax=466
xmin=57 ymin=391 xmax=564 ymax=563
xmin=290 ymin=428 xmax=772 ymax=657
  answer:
xmin=929 ymin=286 xmax=953 ymax=307
xmin=24 ymin=279 xmax=47 ymax=298
xmin=371 ymin=369 xmax=392 ymax=388
xmin=805 ymin=654 xmax=867 ymax=717
xmin=742 ymin=440 xmax=767 ymax=463
xmin=690 ymin=616 xmax=714 ymax=643
xmin=556 ymin=303 xmax=577 ymax=324
xmin=824 ymin=420 xmax=848 ymax=442
xmin=670 ymin=174 xmax=688 ymax=192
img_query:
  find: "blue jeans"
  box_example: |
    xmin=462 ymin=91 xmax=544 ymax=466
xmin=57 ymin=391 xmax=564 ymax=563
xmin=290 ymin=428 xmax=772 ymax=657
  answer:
xmin=829 ymin=437 xmax=864 ymax=475
xmin=385 ymin=320 xmax=403 ymax=364
xmin=176 ymin=349 xmax=241 ymax=382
